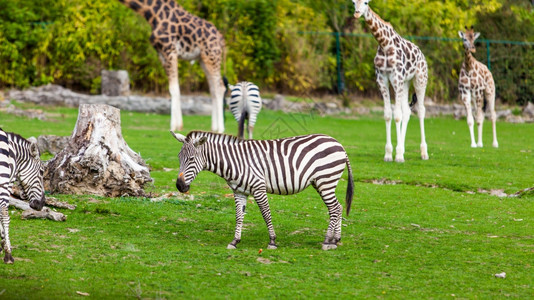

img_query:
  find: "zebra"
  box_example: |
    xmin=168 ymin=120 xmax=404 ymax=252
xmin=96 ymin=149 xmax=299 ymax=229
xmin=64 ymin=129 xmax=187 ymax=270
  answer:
xmin=227 ymin=81 xmax=262 ymax=139
xmin=0 ymin=128 xmax=46 ymax=264
xmin=170 ymin=130 xmax=354 ymax=250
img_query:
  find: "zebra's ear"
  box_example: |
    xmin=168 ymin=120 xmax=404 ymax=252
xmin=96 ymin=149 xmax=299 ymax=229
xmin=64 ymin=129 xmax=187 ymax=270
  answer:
xmin=228 ymin=84 xmax=234 ymax=91
xmin=29 ymin=141 xmax=40 ymax=158
xmin=193 ymin=137 xmax=207 ymax=147
xmin=170 ymin=131 xmax=187 ymax=143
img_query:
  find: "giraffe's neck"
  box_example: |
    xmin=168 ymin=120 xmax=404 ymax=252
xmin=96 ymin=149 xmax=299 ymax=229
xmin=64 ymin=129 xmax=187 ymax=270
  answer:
xmin=463 ymin=48 xmax=477 ymax=71
xmin=364 ymin=8 xmax=399 ymax=49
xmin=119 ymin=0 xmax=184 ymax=26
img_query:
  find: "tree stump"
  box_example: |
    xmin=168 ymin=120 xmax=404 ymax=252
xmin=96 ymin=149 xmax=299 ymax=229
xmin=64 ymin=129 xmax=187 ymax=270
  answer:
xmin=44 ymin=104 xmax=152 ymax=197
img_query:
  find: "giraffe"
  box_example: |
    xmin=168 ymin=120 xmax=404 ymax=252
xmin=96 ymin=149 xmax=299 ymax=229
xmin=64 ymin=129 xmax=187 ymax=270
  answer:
xmin=458 ymin=26 xmax=498 ymax=148
xmin=352 ymin=0 xmax=428 ymax=162
xmin=118 ymin=0 xmax=226 ymax=133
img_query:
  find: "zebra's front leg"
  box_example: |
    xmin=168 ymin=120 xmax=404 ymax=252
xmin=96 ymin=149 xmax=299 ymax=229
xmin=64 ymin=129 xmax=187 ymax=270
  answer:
xmin=253 ymin=189 xmax=277 ymax=249
xmin=227 ymin=193 xmax=247 ymax=249
xmin=1 ymin=206 xmax=14 ymax=264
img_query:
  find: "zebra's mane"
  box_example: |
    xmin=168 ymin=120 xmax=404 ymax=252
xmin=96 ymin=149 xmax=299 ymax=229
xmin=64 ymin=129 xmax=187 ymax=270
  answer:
xmin=186 ymin=131 xmax=243 ymax=145
xmin=5 ymin=131 xmax=30 ymax=145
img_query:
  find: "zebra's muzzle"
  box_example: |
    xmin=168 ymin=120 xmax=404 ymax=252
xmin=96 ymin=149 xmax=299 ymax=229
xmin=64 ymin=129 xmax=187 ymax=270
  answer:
xmin=176 ymin=177 xmax=190 ymax=193
xmin=29 ymin=195 xmax=45 ymax=211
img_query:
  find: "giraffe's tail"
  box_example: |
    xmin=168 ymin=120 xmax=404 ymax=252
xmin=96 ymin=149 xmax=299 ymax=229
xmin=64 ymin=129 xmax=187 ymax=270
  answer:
xmin=410 ymin=93 xmax=418 ymax=108
xmin=483 ymin=98 xmax=488 ymax=112
xmin=345 ymin=155 xmax=354 ymax=216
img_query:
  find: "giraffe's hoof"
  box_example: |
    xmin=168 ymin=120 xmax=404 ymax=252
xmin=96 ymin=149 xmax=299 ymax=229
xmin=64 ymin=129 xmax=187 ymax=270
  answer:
xmin=267 ymin=244 xmax=277 ymax=250
xmin=493 ymin=142 xmax=499 ymax=148
xmin=384 ymin=156 xmax=393 ymax=162
xmin=477 ymin=143 xmax=483 ymax=148
xmin=395 ymin=157 xmax=405 ymax=163
xmin=321 ymin=243 xmax=337 ymax=251
xmin=421 ymin=153 xmax=429 ymax=160
xmin=226 ymin=244 xmax=237 ymax=250
xmin=471 ymin=144 xmax=477 ymax=148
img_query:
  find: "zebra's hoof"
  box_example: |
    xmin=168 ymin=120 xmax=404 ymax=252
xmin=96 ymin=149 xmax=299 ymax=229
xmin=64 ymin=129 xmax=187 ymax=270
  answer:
xmin=4 ymin=253 xmax=14 ymax=264
xmin=321 ymin=243 xmax=337 ymax=251
xmin=226 ymin=244 xmax=237 ymax=250
xmin=267 ymin=244 xmax=277 ymax=250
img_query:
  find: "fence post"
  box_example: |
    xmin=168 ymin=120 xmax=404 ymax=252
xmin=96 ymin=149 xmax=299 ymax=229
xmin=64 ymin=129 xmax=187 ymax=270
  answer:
xmin=486 ymin=41 xmax=491 ymax=71
xmin=334 ymin=32 xmax=344 ymax=94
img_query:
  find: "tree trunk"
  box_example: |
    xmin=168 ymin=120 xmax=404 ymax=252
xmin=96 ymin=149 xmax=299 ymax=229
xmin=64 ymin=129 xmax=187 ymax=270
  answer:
xmin=44 ymin=104 xmax=152 ymax=197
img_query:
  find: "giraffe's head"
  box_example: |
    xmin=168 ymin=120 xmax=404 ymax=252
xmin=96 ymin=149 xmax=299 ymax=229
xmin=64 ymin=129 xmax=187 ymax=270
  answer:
xmin=458 ymin=26 xmax=481 ymax=53
xmin=353 ymin=0 xmax=371 ymax=19
xmin=170 ymin=131 xmax=208 ymax=193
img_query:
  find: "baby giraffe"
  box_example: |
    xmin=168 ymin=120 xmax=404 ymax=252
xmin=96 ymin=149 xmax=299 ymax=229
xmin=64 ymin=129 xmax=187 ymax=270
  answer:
xmin=458 ymin=26 xmax=498 ymax=148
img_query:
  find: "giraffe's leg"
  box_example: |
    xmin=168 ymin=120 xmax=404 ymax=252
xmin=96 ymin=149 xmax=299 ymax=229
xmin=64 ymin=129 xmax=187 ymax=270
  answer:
xmin=415 ymin=72 xmax=429 ymax=160
xmin=227 ymin=193 xmax=247 ymax=249
xmin=397 ymin=82 xmax=411 ymax=162
xmin=461 ymin=91 xmax=477 ymax=148
xmin=392 ymin=79 xmax=406 ymax=163
xmin=313 ymin=183 xmax=343 ymax=250
xmin=376 ymin=73 xmax=393 ymax=162
xmin=200 ymin=60 xmax=225 ymax=133
xmin=486 ymin=86 xmax=498 ymax=148
xmin=162 ymin=52 xmax=182 ymax=132
xmin=475 ymin=94 xmax=485 ymax=148
xmin=1 ymin=205 xmax=14 ymax=264
xmin=253 ymin=188 xmax=277 ymax=249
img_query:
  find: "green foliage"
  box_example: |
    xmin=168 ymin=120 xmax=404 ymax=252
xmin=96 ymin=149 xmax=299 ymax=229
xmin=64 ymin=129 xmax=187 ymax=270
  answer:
xmin=0 ymin=0 xmax=532 ymax=102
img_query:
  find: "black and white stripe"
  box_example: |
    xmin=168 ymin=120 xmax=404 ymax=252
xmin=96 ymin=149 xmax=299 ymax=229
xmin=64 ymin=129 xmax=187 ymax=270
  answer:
xmin=171 ymin=131 xmax=354 ymax=250
xmin=0 ymin=128 xmax=45 ymax=264
xmin=228 ymin=81 xmax=262 ymax=139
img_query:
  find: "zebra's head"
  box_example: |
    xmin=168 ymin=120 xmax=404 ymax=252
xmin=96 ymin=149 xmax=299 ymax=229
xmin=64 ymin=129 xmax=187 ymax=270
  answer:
xmin=19 ymin=139 xmax=45 ymax=211
xmin=170 ymin=131 xmax=208 ymax=193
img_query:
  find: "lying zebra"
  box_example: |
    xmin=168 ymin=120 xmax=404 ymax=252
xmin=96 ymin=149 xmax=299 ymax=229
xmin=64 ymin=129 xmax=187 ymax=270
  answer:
xmin=170 ymin=131 xmax=354 ymax=250
xmin=0 ymin=128 xmax=46 ymax=264
xmin=227 ymin=81 xmax=262 ymax=139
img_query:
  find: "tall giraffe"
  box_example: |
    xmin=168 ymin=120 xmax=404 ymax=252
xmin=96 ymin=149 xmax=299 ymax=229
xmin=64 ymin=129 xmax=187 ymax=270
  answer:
xmin=458 ymin=26 xmax=498 ymax=148
xmin=352 ymin=0 xmax=428 ymax=162
xmin=118 ymin=0 xmax=226 ymax=133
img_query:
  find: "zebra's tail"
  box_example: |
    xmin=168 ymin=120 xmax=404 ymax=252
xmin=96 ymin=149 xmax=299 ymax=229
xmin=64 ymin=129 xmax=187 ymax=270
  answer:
xmin=345 ymin=155 xmax=354 ymax=216
xmin=238 ymin=109 xmax=248 ymax=139
xmin=223 ymin=76 xmax=229 ymax=108
xmin=409 ymin=93 xmax=418 ymax=108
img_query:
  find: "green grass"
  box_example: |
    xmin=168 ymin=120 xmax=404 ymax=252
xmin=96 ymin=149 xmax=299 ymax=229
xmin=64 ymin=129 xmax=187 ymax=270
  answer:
xmin=0 ymin=103 xmax=532 ymax=298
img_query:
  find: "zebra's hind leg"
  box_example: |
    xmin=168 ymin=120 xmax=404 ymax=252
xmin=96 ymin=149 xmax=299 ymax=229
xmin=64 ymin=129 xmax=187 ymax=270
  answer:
xmin=1 ymin=206 xmax=14 ymax=263
xmin=315 ymin=184 xmax=343 ymax=251
xmin=253 ymin=189 xmax=277 ymax=249
xmin=228 ymin=193 xmax=247 ymax=249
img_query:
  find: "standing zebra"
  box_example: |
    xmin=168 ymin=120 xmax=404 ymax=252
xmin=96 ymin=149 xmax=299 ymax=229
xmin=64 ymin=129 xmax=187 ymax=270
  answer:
xmin=227 ymin=81 xmax=262 ymax=139
xmin=170 ymin=131 xmax=354 ymax=250
xmin=0 ymin=128 xmax=45 ymax=264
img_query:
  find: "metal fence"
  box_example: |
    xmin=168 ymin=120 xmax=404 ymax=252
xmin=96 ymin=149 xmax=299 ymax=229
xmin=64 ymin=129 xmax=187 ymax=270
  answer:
xmin=300 ymin=31 xmax=534 ymax=104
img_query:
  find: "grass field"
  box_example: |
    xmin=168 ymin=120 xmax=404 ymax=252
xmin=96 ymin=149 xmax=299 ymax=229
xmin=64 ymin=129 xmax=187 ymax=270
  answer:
xmin=0 ymin=101 xmax=532 ymax=299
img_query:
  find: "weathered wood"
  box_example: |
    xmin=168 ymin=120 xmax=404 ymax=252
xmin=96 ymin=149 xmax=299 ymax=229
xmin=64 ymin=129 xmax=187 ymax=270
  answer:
xmin=44 ymin=104 xmax=152 ymax=197
xmin=45 ymin=197 xmax=76 ymax=210
xmin=8 ymin=197 xmax=66 ymax=221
